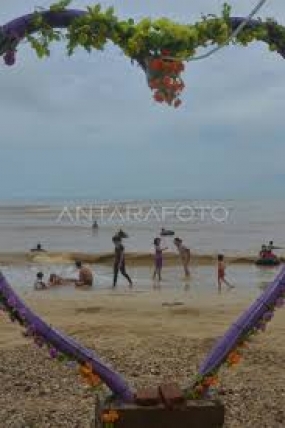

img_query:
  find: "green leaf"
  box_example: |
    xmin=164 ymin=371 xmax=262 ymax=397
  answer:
xmin=106 ymin=6 xmax=114 ymax=18
xmin=50 ymin=0 xmax=72 ymax=13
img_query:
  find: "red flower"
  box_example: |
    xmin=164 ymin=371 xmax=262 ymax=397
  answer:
xmin=153 ymin=91 xmax=165 ymax=103
xmin=149 ymin=58 xmax=163 ymax=71
xmin=161 ymin=49 xmax=171 ymax=56
xmin=162 ymin=76 xmax=172 ymax=87
xmin=177 ymin=62 xmax=185 ymax=72
xmin=174 ymin=99 xmax=182 ymax=108
xmin=149 ymin=79 xmax=159 ymax=89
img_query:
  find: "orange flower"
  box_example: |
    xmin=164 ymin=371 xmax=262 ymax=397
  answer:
xmin=227 ymin=351 xmax=242 ymax=366
xmin=79 ymin=362 xmax=92 ymax=377
xmin=203 ymin=376 xmax=219 ymax=387
xmin=108 ymin=410 xmax=119 ymax=422
xmin=162 ymin=75 xmax=172 ymax=87
xmin=149 ymin=58 xmax=163 ymax=71
xmin=161 ymin=49 xmax=171 ymax=56
xmin=79 ymin=362 xmax=101 ymax=387
xmin=101 ymin=410 xmax=119 ymax=423
xmin=150 ymin=79 xmax=161 ymax=90
xmin=101 ymin=413 xmax=112 ymax=423
xmin=147 ymin=56 xmax=185 ymax=107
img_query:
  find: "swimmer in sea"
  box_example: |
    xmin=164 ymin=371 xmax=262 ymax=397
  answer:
xmin=30 ymin=243 xmax=46 ymax=252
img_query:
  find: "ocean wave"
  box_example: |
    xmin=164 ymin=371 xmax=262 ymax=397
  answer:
xmin=0 ymin=251 xmax=281 ymax=266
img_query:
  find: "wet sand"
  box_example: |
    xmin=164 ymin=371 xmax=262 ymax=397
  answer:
xmin=0 ymin=288 xmax=284 ymax=427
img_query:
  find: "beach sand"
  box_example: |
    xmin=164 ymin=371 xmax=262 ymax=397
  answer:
xmin=0 ymin=287 xmax=284 ymax=428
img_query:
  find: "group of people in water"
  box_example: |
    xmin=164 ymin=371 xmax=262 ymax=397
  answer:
xmin=31 ymin=226 xmax=236 ymax=293
xmin=33 ymin=229 xmax=281 ymax=294
xmin=259 ymin=241 xmax=278 ymax=260
xmin=34 ymin=260 xmax=94 ymax=290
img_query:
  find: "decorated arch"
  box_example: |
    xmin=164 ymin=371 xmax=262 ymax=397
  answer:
xmin=0 ymin=0 xmax=285 ymax=416
xmin=1 ymin=1 xmax=285 ymax=107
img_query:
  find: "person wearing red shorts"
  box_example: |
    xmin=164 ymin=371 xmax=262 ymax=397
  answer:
xmin=217 ymin=254 xmax=234 ymax=294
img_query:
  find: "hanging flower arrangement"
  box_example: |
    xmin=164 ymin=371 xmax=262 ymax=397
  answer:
xmin=2 ymin=1 xmax=285 ymax=108
xmin=145 ymin=52 xmax=185 ymax=107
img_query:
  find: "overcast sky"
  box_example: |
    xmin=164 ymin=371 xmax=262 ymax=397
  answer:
xmin=0 ymin=0 xmax=285 ymax=202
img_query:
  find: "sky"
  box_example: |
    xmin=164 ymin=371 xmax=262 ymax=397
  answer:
xmin=0 ymin=0 xmax=285 ymax=202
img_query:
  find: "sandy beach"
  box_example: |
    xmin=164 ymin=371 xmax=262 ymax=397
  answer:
xmin=0 ymin=286 xmax=284 ymax=428
xmin=0 ymin=200 xmax=284 ymax=427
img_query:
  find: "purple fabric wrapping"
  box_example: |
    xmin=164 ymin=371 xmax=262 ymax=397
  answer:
xmin=198 ymin=265 xmax=285 ymax=376
xmin=2 ymin=11 xmax=86 ymax=38
xmin=0 ymin=11 xmax=285 ymax=61
xmin=0 ymin=273 xmax=134 ymax=403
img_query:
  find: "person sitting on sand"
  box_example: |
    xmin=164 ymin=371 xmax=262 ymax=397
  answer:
xmin=173 ymin=237 xmax=191 ymax=277
xmin=75 ymin=261 xmax=93 ymax=287
xmin=34 ymin=272 xmax=48 ymax=290
xmin=48 ymin=273 xmax=65 ymax=286
xmin=48 ymin=273 xmax=79 ymax=287
xmin=153 ymin=237 xmax=168 ymax=282
xmin=30 ymin=243 xmax=46 ymax=252
xmin=217 ymin=254 xmax=234 ymax=294
xmin=112 ymin=235 xmax=132 ymax=288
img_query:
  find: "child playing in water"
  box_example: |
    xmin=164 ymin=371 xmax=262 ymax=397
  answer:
xmin=173 ymin=237 xmax=191 ymax=277
xmin=153 ymin=237 xmax=168 ymax=282
xmin=34 ymin=272 xmax=48 ymax=290
xmin=217 ymin=254 xmax=234 ymax=293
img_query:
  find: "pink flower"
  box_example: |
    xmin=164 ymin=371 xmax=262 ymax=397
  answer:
xmin=49 ymin=348 xmax=58 ymax=359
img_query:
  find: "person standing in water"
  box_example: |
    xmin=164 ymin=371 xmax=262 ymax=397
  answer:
xmin=153 ymin=237 xmax=168 ymax=282
xmin=217 ymin=254 xmax=234 ymax=293
xmin=112 ymin=236 xmax=132 ymax=288
xmin=173 ymin=237 xmax=191 ymax=277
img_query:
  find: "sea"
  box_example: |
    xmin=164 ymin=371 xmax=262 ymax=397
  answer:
xmin=0 ymin=198 xmax=284 ymax=292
